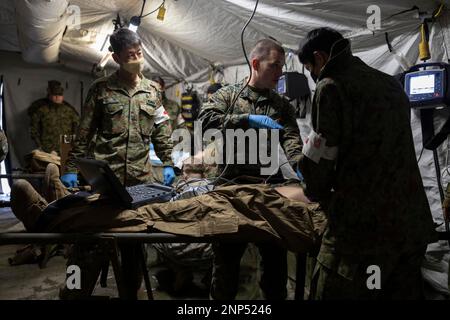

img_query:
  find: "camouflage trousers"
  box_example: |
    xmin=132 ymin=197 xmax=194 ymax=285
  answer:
xmin=308 ymin=245 xmax=428 ymax=300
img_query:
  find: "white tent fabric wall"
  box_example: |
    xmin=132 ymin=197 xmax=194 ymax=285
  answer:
xmin=0 ymin=0 xmax=439 ymax=84
xmin=0 ymin=52 xmax=92 ymax=169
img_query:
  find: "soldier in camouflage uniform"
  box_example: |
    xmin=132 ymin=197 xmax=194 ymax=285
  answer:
xmin=198 ymin=39 xmax=304 ymax=300
xmin=60 ymin=28 xmax=175 ymax=299
xmin=28 ymin=80 xmax=79 ymax=154
xmin=147 ymin=76 xmax=180 ymax=183
xmin=62 ymin=29 xmax=175 ymax=188
xmin=297 ymin=28 xmax=436 ymax=299
xmin=151 ymin=76 xmax=181 ymax=133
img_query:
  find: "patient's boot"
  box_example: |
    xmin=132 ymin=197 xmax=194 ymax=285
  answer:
xmin=44 ymin=163 xmax=70 ymax=202
xmin=11 ymin=179 xmax=48 ymax=231
xmin=8 ymin=244 xmax=43 ymax=265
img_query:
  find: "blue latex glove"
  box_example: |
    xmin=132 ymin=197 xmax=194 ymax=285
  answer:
xmin=61 ymin=173 xmax=78 ymax=188
xmin=163 ymin=166 xmax=175 ymax=186
xmin=296 ymin=168 xmax=304 ymax=182
xmin=248 ymin=115 xmax=283 ymax=129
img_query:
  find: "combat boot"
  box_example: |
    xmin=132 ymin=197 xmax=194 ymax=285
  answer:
xmin=44 ymin=163 xmax=70 ymax=202
xmin=10 ymin=179 xmax=47 ymax=231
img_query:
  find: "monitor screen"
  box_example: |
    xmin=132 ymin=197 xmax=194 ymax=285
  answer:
xmin=277 ymin=75 xmax=286 ymax=95
xmin=410 ymin=74 xmax=435 ymax=95
xmin=404 ymin=68 xmax=446 ymax=108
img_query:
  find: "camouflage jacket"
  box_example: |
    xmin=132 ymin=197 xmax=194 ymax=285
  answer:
xmin=298 ymin=39 xmax=436 ymax=256
xmin=198 ymin=80 xmax=303 ymax=179
xmin=162 ymin=96 xmax=180 ymax=132
xmin=28 ymin=99 xmax=79 ymax=154
xmin=65 ymin=72 xmax=174 ymax=186
xmin=0 ymin=130 xmax=8 ymax=162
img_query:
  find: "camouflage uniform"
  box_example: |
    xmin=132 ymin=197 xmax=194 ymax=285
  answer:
xmin=162 ymin=96 xmax=180 ymax=132
xmin=198 ymin=80 xmax=303 ymax=180
xmin=198 ymin=81 xmax=303 ymax=300
xmin=298 ymin=39 xmax=437 ymax=299
xmin=28 ymin=98 xmax=79 ymax=154
xmin=64 ymin=72 xmax=174 ymax=187
xmin=60 ymin=72 xmax=174 ymax=299
xmin=0 ymin=130 xmax=8 ymax=162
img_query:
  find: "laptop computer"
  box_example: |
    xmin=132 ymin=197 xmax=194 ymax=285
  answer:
xmin=75 ymin=158 xmax=175 ymax=209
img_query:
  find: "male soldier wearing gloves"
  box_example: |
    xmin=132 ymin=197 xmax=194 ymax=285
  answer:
xmin=61 ymin=28 xmax=175 ymax=188
xmin=198 ymin=39 xmax=303 ymax=300
xmin=297 ymin=27 xmax=436 ymax=299
xmin=28 ymin=80 xmax=79 ymax=155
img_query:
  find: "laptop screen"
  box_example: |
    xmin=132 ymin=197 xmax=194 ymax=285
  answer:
xmin=75 ymin=158 xmax=133 ymax=204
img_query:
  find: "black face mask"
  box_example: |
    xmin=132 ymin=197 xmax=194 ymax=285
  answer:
xmin=49 ymin=101 xmax=63 ymax=107
xmin=307 ymin=61 xmax=319 ymax=83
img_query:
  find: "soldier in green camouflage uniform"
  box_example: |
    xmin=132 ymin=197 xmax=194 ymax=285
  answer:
xmin=198 ymin=39 xmax=303 ymax=300
xmin=151 ymin=76 xmax=181 ymax=133
xmin=63 ymin=35 xmax=174 ymax=187
xmin=60 ymin=28 xmax=175 ymax=299
xmin=0 ymin=129 xmax=8 ymax=162
xmin=200 ymin=80 xmax=302 ymax=180
xmin=28 ymin=81 xmax=79 ymax=154
xmin=297 ymin=28 xmax=436 ymax=299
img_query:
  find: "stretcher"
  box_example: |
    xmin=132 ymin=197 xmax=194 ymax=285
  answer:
xmin=0 ymin=231 xmax=309 ymax=300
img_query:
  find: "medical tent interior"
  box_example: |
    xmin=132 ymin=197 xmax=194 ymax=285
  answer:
xmin=0 ymin=0 xmax=449 ymax=299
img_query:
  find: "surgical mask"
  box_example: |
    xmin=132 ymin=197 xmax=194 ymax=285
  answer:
xmin=122 ymin=58 xmax=144 ymax=74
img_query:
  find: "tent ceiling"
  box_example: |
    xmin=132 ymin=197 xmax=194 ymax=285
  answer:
xmin=0 ymin=0 xmax=445 ymax=83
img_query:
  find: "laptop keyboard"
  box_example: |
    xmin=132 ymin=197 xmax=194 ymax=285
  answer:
xmin=126 ymin=184 xmax=172 ymax=203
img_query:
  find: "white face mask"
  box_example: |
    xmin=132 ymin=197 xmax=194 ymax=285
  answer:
xmin=122 ymin=57 xmax=144 ymax=74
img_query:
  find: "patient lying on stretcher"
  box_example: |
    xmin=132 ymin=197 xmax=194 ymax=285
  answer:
xmin=10 ymin=161 xmax=326 ymax=253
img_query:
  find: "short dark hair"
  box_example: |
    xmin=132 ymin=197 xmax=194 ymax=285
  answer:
xmin=151 ymin=76 xmax=165 ymax=87
xmin=182 ymin=157 xmax=206 ymax=177
xmin=109 ymin=28 xmax=142 ymax=54
xmin=206 ymin=83 xmax=223 ymax=94
xmin=250 ymin=38 xmax=285 ymax=61
xmin=298 ymin=27 xmax=344 ymax=65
